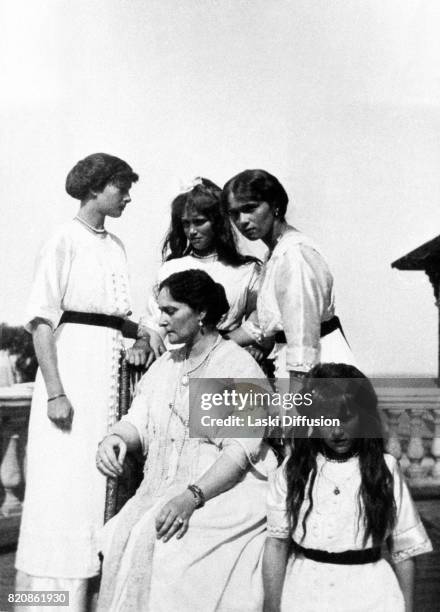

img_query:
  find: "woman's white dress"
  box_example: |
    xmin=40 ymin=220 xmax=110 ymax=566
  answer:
xmin=97 ymin=339 xmax=277 ymax=612
xmin=15 ymin=221 xmax=131 ymax=599
xmin=267 ymin=453 xmax=432 ymax=612
xmin=256 ymin=229 xmax=355 ymax=378
xmin=140 ymin=253 xmax=260 ymax=339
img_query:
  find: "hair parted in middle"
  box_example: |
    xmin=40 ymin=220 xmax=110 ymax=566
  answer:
xmin=222 ymin=169 xmax=289 ymax=221
xmin=162 ymin=178 xmax=259 ymax=267
xmin=285 ymin=362 xmax=396 ymax=547
xmin=159 ymin=269 xmax=229 ymax=328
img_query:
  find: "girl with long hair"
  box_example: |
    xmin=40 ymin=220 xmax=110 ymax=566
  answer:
xmin=128 ymin=178 xmax=267 ymax=366
xmin=263 ymin=363 xmax=432 ymax=612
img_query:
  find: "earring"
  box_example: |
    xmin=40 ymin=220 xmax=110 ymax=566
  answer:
xmin=198 ymin=320 xmax=203 ymax=328
xmin=274 ymin=209 xmax=279 ymax=217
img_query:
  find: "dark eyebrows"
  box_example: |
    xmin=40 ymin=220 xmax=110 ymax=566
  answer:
xmin=158 ymin=305 xmax=177 ymax=313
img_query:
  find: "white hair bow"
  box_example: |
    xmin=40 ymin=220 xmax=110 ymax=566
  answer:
xmin=178 ymin=177 xmax=203 ymax=193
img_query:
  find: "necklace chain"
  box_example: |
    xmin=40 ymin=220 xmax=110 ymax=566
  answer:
xmin=181 ymin=335 xmax=222 ymax=385
xmin=74 ymin=215 xmax=106 ymax=234
xmin=319 ymin=453 xmax=358 ymax=496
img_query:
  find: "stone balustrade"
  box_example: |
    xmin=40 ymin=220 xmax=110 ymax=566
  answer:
xmin=0 ymin=386 xmax=32 ymax=546
xmin=379 ymin=380 xmax=440 ymax=496
xmin=1 ymin=378 xmax=440 ymax=546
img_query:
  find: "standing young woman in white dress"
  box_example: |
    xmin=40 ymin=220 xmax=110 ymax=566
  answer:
xmin=222 ymin=169 xmax=355 ymax=390
xmin=128 ymin=178 xmax=266 ymax=367
xmin=15 ymin=153 xmax=144 ymax=610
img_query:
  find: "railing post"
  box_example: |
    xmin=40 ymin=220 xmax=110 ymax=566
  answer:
xmin=431 ymin=408 xmax=440 ymax=481
xmin=0 ymin=433 xmax=22 ymax=516
xmin=406 ymin=409 xmax=427 ymax=481
xmin=385 ymin=408 xmax=402 ymax=460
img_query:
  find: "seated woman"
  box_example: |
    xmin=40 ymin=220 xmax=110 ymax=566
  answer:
xmin=96 ymin=269 xmax=277 ymax=612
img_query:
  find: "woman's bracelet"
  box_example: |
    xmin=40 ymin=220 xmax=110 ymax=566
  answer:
xmin=47 ymin=393 xmax=66 ymax=402
xmin=187 ymin=484 xmax=205 ymax=509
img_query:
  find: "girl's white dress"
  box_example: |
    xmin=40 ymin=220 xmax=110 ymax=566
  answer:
xmin=255 ymin=230 xmax=355 ymax=378
xmin=97 ymin=339 xmax=277 ymax=612
xmin=15 ymin=220 xmax=131 ymax=607
xmin=140 ymin=253 xmax=260 ymax=338
xmin=267 ymin=453 xmax=432 ymax=612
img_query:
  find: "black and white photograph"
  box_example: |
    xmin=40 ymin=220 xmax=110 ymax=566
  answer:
xmin=0 ymin=1 xmax=439 ymax=611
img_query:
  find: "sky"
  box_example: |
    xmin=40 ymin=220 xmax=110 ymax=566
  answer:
xmin=1 ymin=0 xmax=440 ymax=375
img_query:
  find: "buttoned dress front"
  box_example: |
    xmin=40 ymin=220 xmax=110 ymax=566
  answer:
xmin=267 ymin=454 xmax=432 ymax=611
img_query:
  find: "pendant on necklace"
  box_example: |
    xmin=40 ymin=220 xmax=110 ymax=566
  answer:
xmin=334 ymin=487 xmax=340 ymax=495
xmin=181 ymin=374 xmax=189 ymax=386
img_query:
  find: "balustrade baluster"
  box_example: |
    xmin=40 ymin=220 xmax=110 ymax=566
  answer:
xmin=406 ymin=409 xmax=427 ymax=481
xmin=385 ymin=408 xmax=402 ymax=460
xmin=0 ymin=433 xmax=22 ymax=516
xmin=431 ymin=408 xmax=440 ymax=481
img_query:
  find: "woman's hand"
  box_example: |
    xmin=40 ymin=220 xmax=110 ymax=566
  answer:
xmin=47 ymin=395 xmax=74 ymax=430
xmin=126 ymin=330 xmax=166 ymax=368
xmin=245 ymin=344 xmax=265 ymax=363
xmin=126 ymin=338 xmax=150 ymax=367
xmin=155 ymin=490 xmax=197 ymax=542
xmin=96 ymin=434 xmax=127 ymax=478
xmin=147 ymin=330 xmax=166 ymax=364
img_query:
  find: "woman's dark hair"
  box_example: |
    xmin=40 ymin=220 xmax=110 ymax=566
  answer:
xmin=159 ymin=269 xmax=229 ymax=327
xmin=65 ymin=153 xmax=139 ymax=200
xmin=222 ymin=169 xmax=289 ymax=221
xmin=162 ymin=178 xmax=258 ymax=267
xmin=285 ymin=363 xmax=396 ymax=546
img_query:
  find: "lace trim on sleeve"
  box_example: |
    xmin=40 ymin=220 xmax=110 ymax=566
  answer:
xmin=267 ymin=524 xmax=290 ymax=539
xmin=391 ymin=538 xmax=433 ymax=564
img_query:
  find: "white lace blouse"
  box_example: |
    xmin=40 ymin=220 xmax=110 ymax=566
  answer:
xmin=257 ymin=230 xmax=336 ymax=371
xmin=139 ymin=254 xmax=260 ymax=334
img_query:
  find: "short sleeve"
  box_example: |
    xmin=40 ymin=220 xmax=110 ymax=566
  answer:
xmin=244 ymin=262 xmax=261 ymax=317
xmin=267 ymin=461 xmax=290 ymax=539
xmin=217 ymin=437 xmax=264 ymax=471
xmin=25 ymin=231 xmax=73 ymax=332
xmin=120 ymin=369 xmax=154 ymax=455
xmin=139 ymin=281 xmax=162 ymax=333
xmin=387 ymin=456 xmax=433 ymax=563
xmin=274 ymin=244 xmax=331 ymax=372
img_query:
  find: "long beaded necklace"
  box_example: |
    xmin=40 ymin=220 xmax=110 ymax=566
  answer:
xmin=167 ymin=335 xmax=222 ymax=436
xmin=179 ymin=334 xmax=222 ymax=388
xmin=159 ymin=336 xmax=222 ymax=485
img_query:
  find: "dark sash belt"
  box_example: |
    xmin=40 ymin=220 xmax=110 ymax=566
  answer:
xmin=59 ymin=311 xmax=139 ymax=339
xmin=293 ymin=542 xmax=381 ymax=565
xmin=274 ymin=315 xmax=343 ymax=345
